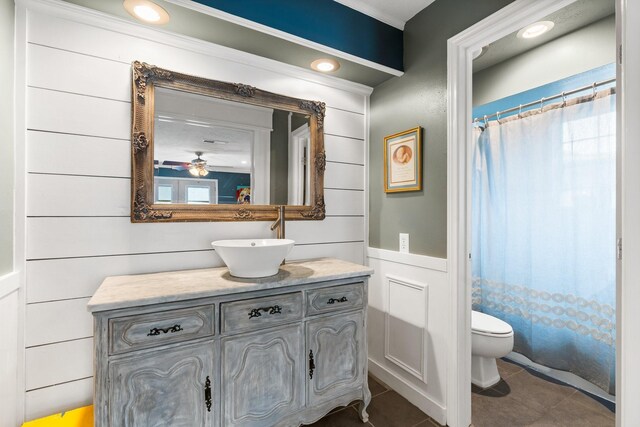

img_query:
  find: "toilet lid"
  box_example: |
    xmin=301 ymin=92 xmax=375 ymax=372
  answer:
xmin=472 ymin=311 xmax=513 ymax=335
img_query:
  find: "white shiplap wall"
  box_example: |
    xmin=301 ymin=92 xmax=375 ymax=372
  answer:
xmin=21 ymin=2 xmax=369 ymax=420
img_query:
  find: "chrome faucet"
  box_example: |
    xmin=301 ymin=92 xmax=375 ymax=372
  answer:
xmin=270 ymin=205 xmax=286 ymax=239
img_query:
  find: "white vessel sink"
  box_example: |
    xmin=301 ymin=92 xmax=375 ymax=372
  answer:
xmin=211 ymin=239 xmax=295 ymax=278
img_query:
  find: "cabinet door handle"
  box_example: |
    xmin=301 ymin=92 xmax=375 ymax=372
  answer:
xmin=309 ymin=349 xmax=315 ymax=379
xmin=327 ymin=296 xmax=348 ymax=305
xmin=248 ymin=305 xmax=282 ymax=319
xmin=147 ymin=324 xmax=183 ymax=336
xmin=204 ymin=376 xmax=212 ymax=412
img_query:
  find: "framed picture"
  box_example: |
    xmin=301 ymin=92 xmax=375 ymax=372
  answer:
xmin=384 ymin=126 xmax=422 ymax=193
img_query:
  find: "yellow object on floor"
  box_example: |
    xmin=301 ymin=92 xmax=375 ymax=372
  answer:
xmin=22 ymin=405 xmax=93 ymax=427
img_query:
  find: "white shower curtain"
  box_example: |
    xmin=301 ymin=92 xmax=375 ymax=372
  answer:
xmin=472 ymin=90 xmax=616 ymax=394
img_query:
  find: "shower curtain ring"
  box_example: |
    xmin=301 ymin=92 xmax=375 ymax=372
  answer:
xmin=518 ymin=104 xmax=522 ymax=118
xmin=561 ymin=91 xmax=566 ymax=106
xmin=483 ymin=115 xmax=488 ymax=128
xmin=540 ymin=97 xmax=545 ymax=112
xmin=592 ymin=82 xmax=597 ymax=98
xmin=496 ymin=111 xmax=501 ymax=122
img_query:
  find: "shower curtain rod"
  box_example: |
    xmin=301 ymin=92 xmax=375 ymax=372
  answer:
xmin=474 ymin=77 xmax=616 ymax=123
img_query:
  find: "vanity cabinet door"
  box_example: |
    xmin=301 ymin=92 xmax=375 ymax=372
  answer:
xmin=108 ymin=340 xmax=216 ymax=427
xmin=306 ymin=311 xmax=364 ymax=406
xmin=221 ymin=324 xmax=304 ymax=426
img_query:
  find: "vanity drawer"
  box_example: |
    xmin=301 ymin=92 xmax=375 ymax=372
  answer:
xmin=306 ymin=283 xmax=363 ymax=315
xmin=221 ymin=292 xmax=302 ymax=334
xmin=109 ymin=305 xmax=215 ymax=354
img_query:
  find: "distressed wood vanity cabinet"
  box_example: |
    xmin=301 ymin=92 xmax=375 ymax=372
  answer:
xmin=88 ymin=258 xmax=373 ymax=427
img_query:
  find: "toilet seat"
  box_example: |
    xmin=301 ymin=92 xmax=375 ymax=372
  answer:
xmin=472 ymin=311 xmax=513 ymax=337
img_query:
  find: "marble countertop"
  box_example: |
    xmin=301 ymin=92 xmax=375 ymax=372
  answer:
xmin=87 ymin=258 xmax=373 ymax=313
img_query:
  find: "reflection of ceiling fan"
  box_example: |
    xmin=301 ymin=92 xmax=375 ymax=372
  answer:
xmin=188 ymin=151 xmax=209 ymax=177
xmin=154 ymin=151 xmax=210 ymax=177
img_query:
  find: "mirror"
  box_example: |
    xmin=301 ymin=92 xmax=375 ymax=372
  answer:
xmin=131 ymin=61 xmax=326 ymax=222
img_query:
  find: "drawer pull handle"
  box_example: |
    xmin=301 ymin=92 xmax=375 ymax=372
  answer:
xmin=327 ymin=297 xmax=348 ymax=305
xmin=147 ymin=324 xmax=183 ymax=336
xmin=248 ymin=305 xmax=282 ymax=319
xmin=309 ymin=349 xmax=315 ymax=379
xmin=204 ymin=376 xmax=212 ymax=412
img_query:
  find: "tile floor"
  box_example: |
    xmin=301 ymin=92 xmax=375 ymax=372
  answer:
xmin=308 ymin=375 xmax=441 ymax=427
xmin=472 ymin=359 xmax=615 ymax=427
xmin=309 ymin=360 xmax=615 ymax=427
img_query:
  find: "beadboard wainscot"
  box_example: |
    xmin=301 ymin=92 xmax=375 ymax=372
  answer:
xmin=88 ymin=258 xmax=373 ymax=426
xmin=17 ymin=0 xmax=370 ymax=420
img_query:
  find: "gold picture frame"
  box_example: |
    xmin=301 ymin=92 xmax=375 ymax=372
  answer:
xmin=383 ymin=127 xmax=422 ymax=193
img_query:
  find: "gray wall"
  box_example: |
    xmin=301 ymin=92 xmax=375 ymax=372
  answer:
xmin=0 ymin=0 xmax=14 ymax=275
xmin=369 ymin=0 xmax=514 ymax=258
xmin=473 ymin=15 xmax=615 ymax=106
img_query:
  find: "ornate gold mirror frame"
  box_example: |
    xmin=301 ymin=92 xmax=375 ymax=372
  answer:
xmin=130 ymin=61 xmax=326 ymax=223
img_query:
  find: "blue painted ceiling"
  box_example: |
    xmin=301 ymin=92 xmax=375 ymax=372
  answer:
xmin=192 ymin=0 xmax=404 ymax=71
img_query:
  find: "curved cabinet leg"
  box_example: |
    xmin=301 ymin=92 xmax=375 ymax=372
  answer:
xmin=357 ymin=400 xmax=370 ymax=423
xmin=358 ymin=376 xmax=372 ymax=423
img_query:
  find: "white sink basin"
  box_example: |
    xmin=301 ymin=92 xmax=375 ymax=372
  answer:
xmin=211 ymin=239 xmax=295 ymax=278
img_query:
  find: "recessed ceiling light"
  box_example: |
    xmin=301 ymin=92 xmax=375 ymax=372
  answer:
xmin=517 ymin=21 xmax=554 ymax=39
xmin=310 ymin=58 xmax=340 ymax=73
xmin=123 ymin=0 xmax=170 ymax=25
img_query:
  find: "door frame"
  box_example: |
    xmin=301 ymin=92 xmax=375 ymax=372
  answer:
xmin=288 ymin=123 xmax=310 ymax=206
xmin=446 ymin=0 xmax=633 ymax=426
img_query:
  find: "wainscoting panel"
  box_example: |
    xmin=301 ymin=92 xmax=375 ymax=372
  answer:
xmin=367 ymin=248 xmax=448 ymax=425
xmin=19 ymin=2 xmax=369 ymax=419
xmin=385 ymin=275 xmax=428 ymax=381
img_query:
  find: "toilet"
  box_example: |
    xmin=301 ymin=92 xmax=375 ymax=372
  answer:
xmin=471 ymin=310 xmax=514 ymax=388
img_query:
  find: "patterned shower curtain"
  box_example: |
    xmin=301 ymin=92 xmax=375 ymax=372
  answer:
xmin=472 ymin=90 xmax=616 ymax=394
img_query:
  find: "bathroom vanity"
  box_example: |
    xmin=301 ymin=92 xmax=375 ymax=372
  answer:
xmin=88 ymin=258 xmax=373 ymax=426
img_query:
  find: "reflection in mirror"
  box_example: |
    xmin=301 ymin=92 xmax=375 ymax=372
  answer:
xmin=153 ymin=87 xmax=311 ymax=206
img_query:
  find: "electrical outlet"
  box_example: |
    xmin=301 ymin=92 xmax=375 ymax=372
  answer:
xmin=399 ymin=233 xmax=409 ymax=253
